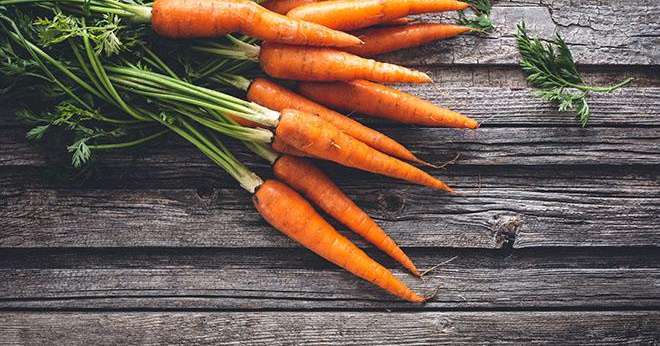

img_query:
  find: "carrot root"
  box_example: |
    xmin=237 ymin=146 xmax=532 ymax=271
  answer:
xmin=298 ymin=80 xmax=478 ymax=129
xmin=260 ymin=43 xmax=432 ymax=83
xmin=247 ymin=78 xmax=423 ymax=163
xmin=151 ymin=0 xmax=362 ymax=47
xmin=254 ymin=179 xmax=425 ymax=302
xmin=275 ymin=109 xmax=453 ymax=192
xmin=273 ymin=155 xmax=420 ymax=276
xmin=287 ymin=0 xmax=470 ymax=31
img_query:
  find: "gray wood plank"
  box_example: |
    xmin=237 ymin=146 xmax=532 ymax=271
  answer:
xmin=0 ymin=248 xmax=657 ymax=309
xmin=2 ymin=166 xmax=657 ymax=248
xmin=2 ymin=311 xmax=659 ymax=345
xmin=383 ymin=0 xmax=660 ymax=66
xmin=0 ymin=311 xmax=660 ymax=345
xmin=2 ymin=124 xmax=659 ymax=169
xmin=3 ymin=87 xmax=658 ymax=129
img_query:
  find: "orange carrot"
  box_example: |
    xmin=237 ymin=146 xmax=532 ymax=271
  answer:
xmin=274 ymin=155 xmax=420 ymax=275
xmin=275 ymin=109 xmax=453 ymax=192
xmin=299 ymin=80 xmax=479 ymax=128
xmin=247 ymin=77 xmax=425 ymax=163
xmin=287 ymin=0 xmax=469 ymax=31
xmin=272 ymin=137 xmax=312 ymax=157
xmin=259 ymin=43 xmax=432 ymax=83
xmin=254 ymin=179 xmax=425 ymax=302
xmin=151 ymin=0 xmax=362 ymax=47
xmin=261 ymin=0 xmax=322 ymax=14
xmin=345 ymin=23 xmax=472 ymax=57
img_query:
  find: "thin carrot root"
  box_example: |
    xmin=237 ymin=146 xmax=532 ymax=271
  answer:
xmin=273 ymin=155 xmax=420 ymax=276
xmin=298 ymin=80 xmax=478 ymax=128
xmin=287 ymin=0 xmax=470 ymax=31
xmin=151 ymin=0 xmax=362 ymax=47
xmin=259 ymin=43 xmax=432 ymax=83
xmin=254 ymin=179 xmax=425 ymax=302
xmin=275 ymin=109 xmax=453 ymax=192
xmin=345 ymin=23 xmax=472 ymax=57
xmin=419 ymin=256 xmax=458 ymax=277
xmin=247 ymin=78 xmax=423 ymax=163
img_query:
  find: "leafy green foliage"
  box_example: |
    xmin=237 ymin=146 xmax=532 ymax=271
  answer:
xmin=515 ymin=22 xmax=632 ymax=126
xmin=458 ymin=0 xmax=494 ymax=32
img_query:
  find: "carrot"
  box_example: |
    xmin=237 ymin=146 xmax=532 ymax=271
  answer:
xmin=261 ymin=0 xmax=322 ymax=14
xmin=287 ymin=0 xmax=469 ymax=31
xmin=254 ymin=179 xmax=425 ymax=302
xmin=247 ymin=77 xmax=426 ymax=164
xmin=259 ymin=43 xmax=432 ymax=83
xmin=151 ymin=0 xmax=362 ymax=47
xmin=273 ymin=155 xmax=420 ymax=275
xmin=272 ymin=136 xmax=312 ymax=157
xmin=345 ymin=23 xmax=472 ymax=57
xmin=275 ymin=109 xmax=453 ymax=192
xmin=299 ymin=80 xmax=479 ymax=128
xmin=376 ymin=17 xmax=417 ymax=26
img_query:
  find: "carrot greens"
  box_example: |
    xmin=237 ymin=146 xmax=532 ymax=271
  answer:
xmin=515 ymin=22 xmax=632 ymax=126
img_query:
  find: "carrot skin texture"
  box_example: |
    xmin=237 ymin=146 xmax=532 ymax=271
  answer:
xmin=151 ymin=0 xmax=362 ymax=47
xmin=273 ymin=156 xmax=420 ymax=276
xmin=272 ymin=137 xmax=312 ymax=157
xmin=261 ymin=0 xmax=322 ymax=14
xmin=254 ymin=180 xmax=424 ymax=302
xmin=247 ymin=78 xmax=422 ymax=163
xmin=345 ymin=23 xmax=472 ymax=57
xmin=259 ymin=43 xmax=432 ymax=83
xmin=287 ymin=0 xmax=469 ymax=31
xmin=299 ymin=80 xmax=479 ymax=128
xmin=276 ymin=109 xmax=453 ymax=192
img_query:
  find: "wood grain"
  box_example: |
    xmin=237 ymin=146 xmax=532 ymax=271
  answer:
xmin=383 ymin=0 xmax=660 ymax=66
xmin=1 ymin=311 xmax=659 ymax=345
xmin=0 ymin=248 xmax=657 ymax=309
xmin=2 ymin=166 xmax=657 ymax=248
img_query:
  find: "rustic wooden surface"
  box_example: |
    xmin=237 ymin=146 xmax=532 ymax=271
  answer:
xmin=1 ymin=1 xmax=659 ymax=344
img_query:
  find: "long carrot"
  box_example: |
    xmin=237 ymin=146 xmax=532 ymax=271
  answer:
xmin=254 ymin=179 xmax=425 ymax=302
xmin=151 ymin=0 xmax=362 ymax=47
xmin=259 ymin=43 xmax=432 ymax=83
xmin=287 ymin=0 xmax=469 ymax=31
xmin=247 ymin=77 xmax=426 ymax=163
xmin=345 ymin=23 xmax=472 ymax=57
xmin=299 ymin=80 xmax=479 ymax=128
xmin=275 ymin=109 xmax=453 ymax=192
xmin=274 ymin=155 xmax=420 ymax=275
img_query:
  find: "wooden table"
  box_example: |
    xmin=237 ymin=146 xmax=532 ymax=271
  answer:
xmin=2 ymin=1 xmax=659 ymax=344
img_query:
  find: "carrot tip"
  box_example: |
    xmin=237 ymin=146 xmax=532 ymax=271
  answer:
xmin=414 ymin=157 xmax=440 ymax=169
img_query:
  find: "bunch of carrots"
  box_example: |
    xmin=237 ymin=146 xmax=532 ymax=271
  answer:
xmin=1 ymin=0 xmax=484 ymax=303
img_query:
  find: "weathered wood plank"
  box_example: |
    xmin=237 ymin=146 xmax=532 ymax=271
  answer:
xmin=3 ymin=87 xmax=658 ymax=129
xmin=2 ymin=124 xmax=659 ymax=169
xmin=0 ymin=248 xmax=657 ymax=309
xmin=2 ymin=311 xmax=658 ymax=345
xmin=383 ymin=0 xmax=660 ymax=66
xmin=1 ymin=166 xmax=657 ymax=248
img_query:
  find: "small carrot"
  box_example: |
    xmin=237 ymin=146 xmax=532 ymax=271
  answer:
xmin=254 ymin=179 xmax=425 ymax=302
xmin=287 ymin=0 xmax=469 ymax=31
xmin=345 ymin=23 xmax=472 ymax=57
xmin=274 ymin=155 xmax=420 ymax=275
xmin=247 ymin=77 xmax=425 ymax=163
xmin=259 ymin=43 xmax=432 ymax=83
xmin=151 ymin=0 xmax=362 ymax=47
xmin=299 ymin=80 xmax=479 ymax=128
xmin=275 ymin=109 xmax=453 ymax=192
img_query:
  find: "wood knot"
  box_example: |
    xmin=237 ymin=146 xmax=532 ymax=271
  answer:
xmin=377 ymin=193 xmax=405 ymax=214
xmin=492 ymin=214 xmax=523 ymax=247
xmin=195 ymin=186 xmax=216 ymax=201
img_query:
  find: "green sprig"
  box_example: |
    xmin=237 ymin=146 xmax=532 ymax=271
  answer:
xmin=515 ymin=22 xmax=632 ymax=126
xmin=458 ymin=0 xmax=494 ymax=33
